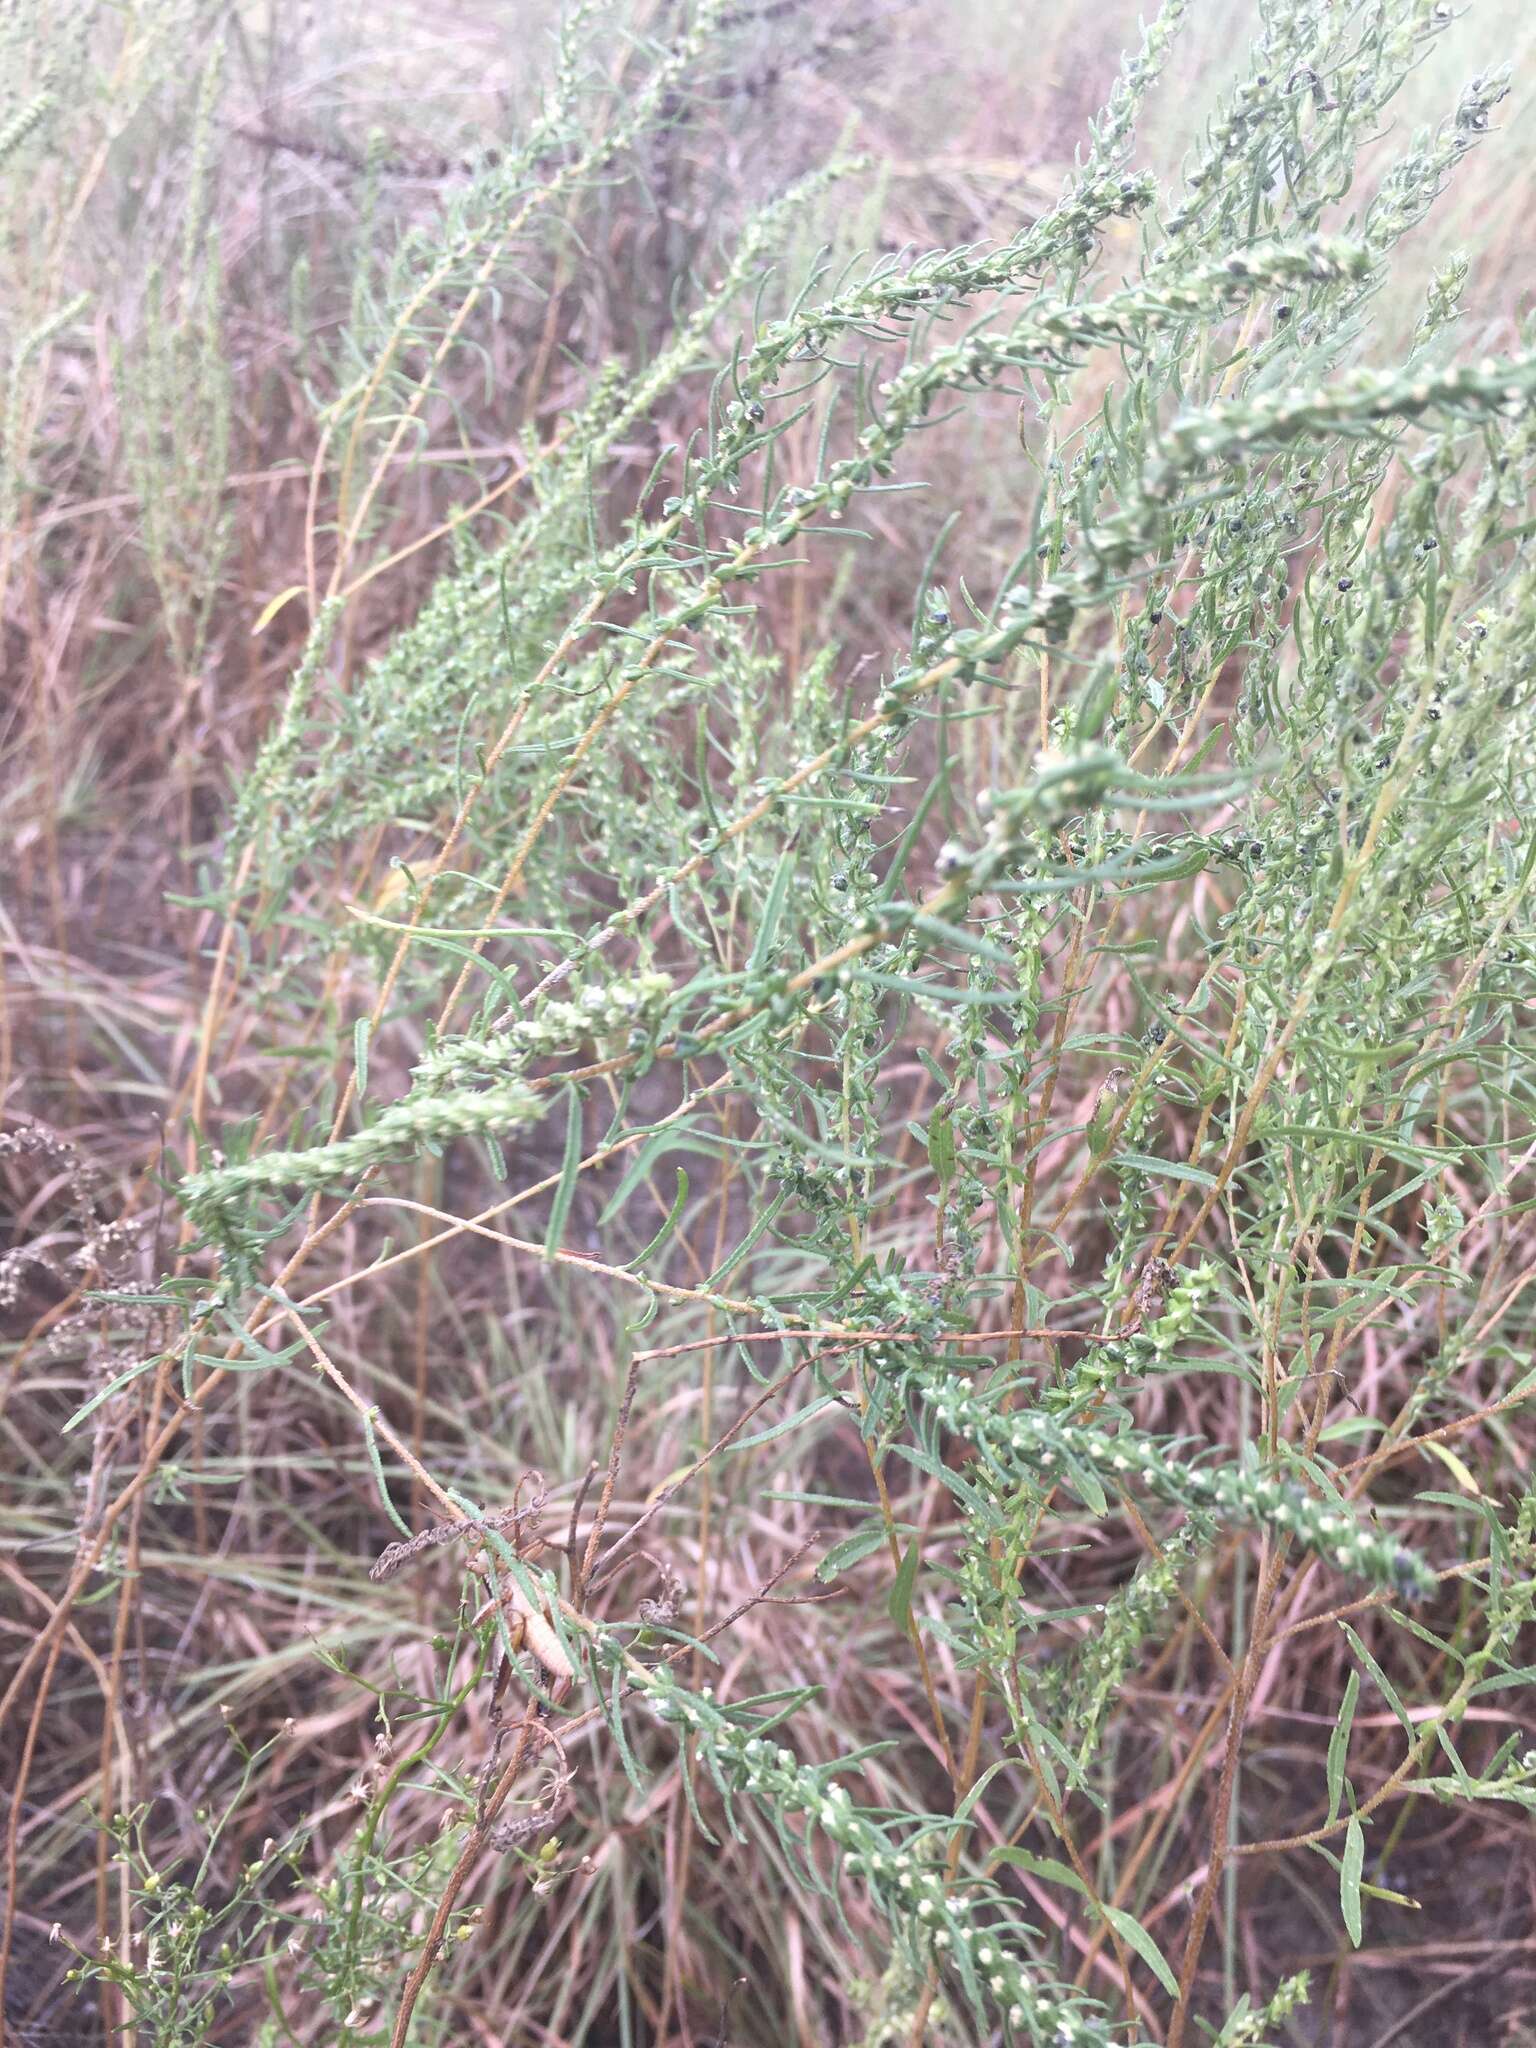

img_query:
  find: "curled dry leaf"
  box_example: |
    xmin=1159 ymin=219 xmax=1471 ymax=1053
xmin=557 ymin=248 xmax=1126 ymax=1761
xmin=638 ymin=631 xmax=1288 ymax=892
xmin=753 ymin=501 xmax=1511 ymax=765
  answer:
xmin=506 ymin=1577 xmax=576 ymax=1684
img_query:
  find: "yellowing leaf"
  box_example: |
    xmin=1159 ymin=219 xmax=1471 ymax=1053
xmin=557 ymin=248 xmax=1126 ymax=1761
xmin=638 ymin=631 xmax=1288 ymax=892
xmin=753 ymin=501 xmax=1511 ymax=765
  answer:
xmin=251 ymin=583 xmax=306 ymax=635
xmin=1420 ymin=1438 xmax=1484 ymax=1498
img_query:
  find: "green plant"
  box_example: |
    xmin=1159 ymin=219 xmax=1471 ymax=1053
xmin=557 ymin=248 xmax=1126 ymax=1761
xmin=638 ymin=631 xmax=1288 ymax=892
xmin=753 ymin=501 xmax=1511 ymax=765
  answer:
xmin=9 ymin=1 xmax=1536 ymax=2044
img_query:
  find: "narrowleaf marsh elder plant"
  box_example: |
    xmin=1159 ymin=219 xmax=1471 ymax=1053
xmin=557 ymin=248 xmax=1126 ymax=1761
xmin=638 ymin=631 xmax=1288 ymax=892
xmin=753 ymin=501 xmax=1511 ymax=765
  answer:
xmin=12 ymin=1 xmax=1536 ymax=2044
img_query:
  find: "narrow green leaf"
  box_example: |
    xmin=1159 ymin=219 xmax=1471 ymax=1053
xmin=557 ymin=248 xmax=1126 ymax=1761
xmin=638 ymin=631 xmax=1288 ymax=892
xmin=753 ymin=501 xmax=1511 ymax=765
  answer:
xmin=726 ymin=1396 xmax=839 ymax=1452
xmin=850 ymin=970 xmax=1009 ymax=1005
xmin=1117 ymin=1150 xmax=1219 ymax=1187
xmin=953 ymin=1758 xmax=1014 ymax=1827
xmin=1075 ymin=659 xmax=1116 ymax=740
xmin=607 ymin=1661 xmax=647 ymax=1793
xmin=1103 ymin=1905 xmax=1181 ymax=2000
xmin=994 ymin=1852 xmax=1180 ymax=1994
xmin=887 ymin=1538 xmax=921 ymax=1632
xmin=544 ymin=1084 xmax=584 ymax=1257
xmin=992 ymin=1848 xmax=1087 ymax=1895
xmin=63 ymin=1353 xmax=161 ymax=1432
xmin=1341 ymin=1814 xmax=1365 ymax=1946
xmin=362 ymin=1406 xmax=411 ymax=1537
xmin=909 ymin=912 xmax=1011 ymax=963
xmin=623 ymin=1168 xmax=688 ymax=1270
xmin=598 ymin=1125 xmax=719 ymax=1226
xmin=927 ymin=1106 xmax=955 ymax=1187
xmin=704 ymin=1188 xmax=787 ymax=1287
xmin=749 ymin=847 xmax=798 ymax=970
xmin=1327 ymin=1669 xmax=1359 ymax=1825
xmin=817 ymin=1525 xmax=893 ymax=1581
xmin=1339 ymin=1622 xmax=1414 ymax=1735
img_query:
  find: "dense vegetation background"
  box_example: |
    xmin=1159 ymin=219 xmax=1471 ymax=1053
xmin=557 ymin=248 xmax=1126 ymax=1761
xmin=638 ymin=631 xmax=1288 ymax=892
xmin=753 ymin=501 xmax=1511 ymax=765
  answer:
xmin=5 ymin=3 xmax=1536 ymax=2044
